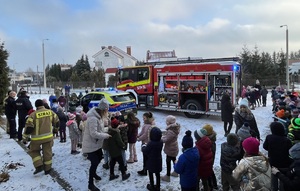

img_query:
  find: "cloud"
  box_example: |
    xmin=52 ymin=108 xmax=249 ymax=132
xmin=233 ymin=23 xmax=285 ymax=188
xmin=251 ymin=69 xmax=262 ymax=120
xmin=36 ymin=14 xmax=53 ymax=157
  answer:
xmin=1 ymin=0 xmax=300 ymax=72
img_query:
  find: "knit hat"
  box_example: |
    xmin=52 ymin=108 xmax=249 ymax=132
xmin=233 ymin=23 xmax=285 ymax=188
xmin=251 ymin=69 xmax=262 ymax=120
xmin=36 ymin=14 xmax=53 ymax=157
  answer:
xmin=68 ymin=113 xmax=76 ymax=120
xmin=111 ymin=117 xmax=119 ymax=128
xmin=76 ymin=106 xmax=83 ymax=115
xmin=202 ymin=124 xmax=213 ymax=135
xmin=242 ymin=137 xmax=260 ymax=155
xmin=97 ymin=98 xmax=109 ymax=110
xmin=182 ymin=130 xmax=194 ymax=149
xmin=237 ymin=122 xmax=252 ymax=141
xmin=150 ymin=127 xmax=162 ymax=142
xmin=289 ymin=142 xmax=300 ymax=160
xmin=166 ymin=115 xmax=176 ymax=125
xmin=270 ymin=121 xmax=285 ymax=136
xmin=194 ymin=128 xmax=207 ymax=141
xmin=81 ymin=113 xmax=87 ymax=121
xmin=239 ymin=98 xmax=249 ymax=108
xmin=276 ymin=109 xmax=285 ymax=118
xmin=35 ymin=99 xmax=44 ymax=107
xmin=227 ymin=133 xmax=239 ymax=146
xmin=291 ymin=118 xmax=300 ymax=130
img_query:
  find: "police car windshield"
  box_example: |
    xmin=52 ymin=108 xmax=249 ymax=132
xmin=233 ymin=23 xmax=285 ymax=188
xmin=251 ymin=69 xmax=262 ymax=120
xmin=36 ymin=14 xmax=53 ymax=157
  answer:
xmin=110 ymin=94 xmax=133 ymax=102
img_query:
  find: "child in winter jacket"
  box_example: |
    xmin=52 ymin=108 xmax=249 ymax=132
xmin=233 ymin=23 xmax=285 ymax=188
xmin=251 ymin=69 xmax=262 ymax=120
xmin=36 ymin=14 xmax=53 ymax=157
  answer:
xmin=107 ymin=117 xmax=130 ymax=181
xmin=142 ymin=127 xmax=163 ymax=191
xmin=56 ymin=107 xmax=67 ymax=143
xmin=220 ymin=133 xmax=240 ymax=191
xmin=66 ymin=113 xmax=80 ymax=154
xmin=194 ymin=127 xmax=213 ymax=191
xmin=263 ymin=121 xmax=293 ymax=191
xmin=118 ymin=115 xmax=128 ymax=169
xmin=202 ymin=124 xmax=218 ymax=190
xmin=126 ymin=112 xmax=140 ymax=164
xmin=137 ymin=112 xmax=155 ymax=175
xmin=174 ymin=130 xmax=199 ymax=191
xmin=272 ymin=142 xmax=300 ymax=191
xmin=161 ymin=115 xmax=180 ymax=182
xmin=232 ymin=137 xmax=271 ymax=190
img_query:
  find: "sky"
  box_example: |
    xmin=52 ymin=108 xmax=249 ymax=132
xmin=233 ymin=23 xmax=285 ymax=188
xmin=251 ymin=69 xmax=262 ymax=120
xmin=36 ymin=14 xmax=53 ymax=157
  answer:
xmin=0 ymin=88 xmax=276 ymax=191
xmin=1 ymin=0 xmax=300 ymax=72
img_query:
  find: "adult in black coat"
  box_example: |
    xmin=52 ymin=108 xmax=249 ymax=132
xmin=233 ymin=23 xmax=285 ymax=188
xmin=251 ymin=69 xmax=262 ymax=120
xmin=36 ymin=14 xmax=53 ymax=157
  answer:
xmin=15 ymin=91 xmax=33 ymax=141
xmin=5 ymin=91 xmax=17 ymax=138
xmin=263 ymin=121 xmax=293 ymax=190
xmin=142 ymin=127 xmax=163 ymax=191
xmin=221 ymin=93 xmax=235 ymax=137
xmin=272 ymin=143 xmax=300 ymax=191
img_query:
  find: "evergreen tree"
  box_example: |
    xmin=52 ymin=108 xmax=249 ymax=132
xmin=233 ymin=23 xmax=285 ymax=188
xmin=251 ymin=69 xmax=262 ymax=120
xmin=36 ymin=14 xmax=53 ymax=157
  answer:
xmin=0 ymin=40 xmax=10 ymax=113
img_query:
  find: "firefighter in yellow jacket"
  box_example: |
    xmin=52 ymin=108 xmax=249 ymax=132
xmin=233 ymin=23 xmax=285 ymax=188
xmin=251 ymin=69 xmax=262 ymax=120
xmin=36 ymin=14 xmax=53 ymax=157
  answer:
xmin=23 ymin=99 xmax=59 ymax=175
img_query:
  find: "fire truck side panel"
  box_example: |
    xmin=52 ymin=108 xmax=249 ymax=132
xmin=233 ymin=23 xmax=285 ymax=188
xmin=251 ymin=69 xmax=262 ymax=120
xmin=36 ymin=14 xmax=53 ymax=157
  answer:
xmin=117 ymin=58 xmax=241 ymax=118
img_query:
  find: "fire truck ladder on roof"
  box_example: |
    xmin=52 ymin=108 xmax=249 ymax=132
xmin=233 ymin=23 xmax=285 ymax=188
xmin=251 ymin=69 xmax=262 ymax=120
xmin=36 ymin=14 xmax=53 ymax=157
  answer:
xmin=148 ymin=57 xmax=240 ymax=65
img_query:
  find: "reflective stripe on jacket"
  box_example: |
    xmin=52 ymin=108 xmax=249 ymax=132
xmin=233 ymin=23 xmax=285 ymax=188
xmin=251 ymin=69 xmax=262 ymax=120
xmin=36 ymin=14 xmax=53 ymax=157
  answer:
xmin=24 ymin=106 xmax=59 ymax=143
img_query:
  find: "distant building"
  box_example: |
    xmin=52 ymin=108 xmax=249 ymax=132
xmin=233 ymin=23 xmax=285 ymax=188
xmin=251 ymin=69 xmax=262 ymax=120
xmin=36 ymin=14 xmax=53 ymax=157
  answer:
xmin=93 ymin=46 xmax=137 ymax=72
xmin=289 ymin=59 xmax=300 ymax=74
xmin=60 ymin=64 xmax=72 ymax=71
xmin=146 ymin=50 xmax=177 ymax=63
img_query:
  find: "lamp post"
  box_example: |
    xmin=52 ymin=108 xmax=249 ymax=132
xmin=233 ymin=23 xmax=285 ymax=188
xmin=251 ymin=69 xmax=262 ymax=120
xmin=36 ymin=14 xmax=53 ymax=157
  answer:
xmin=42 ymin=38 xmax=49 ymax=90
xmin=280 ymin=25 xmax=289 ymax=91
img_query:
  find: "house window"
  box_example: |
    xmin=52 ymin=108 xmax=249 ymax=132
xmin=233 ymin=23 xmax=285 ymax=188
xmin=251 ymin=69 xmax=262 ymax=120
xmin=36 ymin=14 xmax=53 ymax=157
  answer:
xmin=104 ymin=52 xmax=109 ymax=57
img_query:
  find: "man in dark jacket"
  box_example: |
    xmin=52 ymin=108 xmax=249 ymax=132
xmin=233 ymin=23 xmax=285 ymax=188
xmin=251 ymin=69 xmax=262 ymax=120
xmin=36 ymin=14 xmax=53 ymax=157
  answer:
xmin=15 ymin=91 xmax=33 ymax=141
xmin=5 ymin=91 xmax=17 ymax=138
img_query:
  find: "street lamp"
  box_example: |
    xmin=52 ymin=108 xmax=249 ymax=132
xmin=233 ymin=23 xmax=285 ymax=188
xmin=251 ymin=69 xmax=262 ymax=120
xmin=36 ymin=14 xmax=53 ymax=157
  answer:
xmin=280 ymin=25 xmax=289 ymax=91
xmin=42 ymin=38 xmax=49 ymax=90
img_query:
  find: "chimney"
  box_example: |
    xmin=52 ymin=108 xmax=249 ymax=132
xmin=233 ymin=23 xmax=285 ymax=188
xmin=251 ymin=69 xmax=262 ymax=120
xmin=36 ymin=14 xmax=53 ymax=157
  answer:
xmin=126 ymin=46 xmax=131 ymax=56
xmin=108 ymin=46 xmax=112 ymax=49
xmin=101 ymin=46 xmax=105 ymax=50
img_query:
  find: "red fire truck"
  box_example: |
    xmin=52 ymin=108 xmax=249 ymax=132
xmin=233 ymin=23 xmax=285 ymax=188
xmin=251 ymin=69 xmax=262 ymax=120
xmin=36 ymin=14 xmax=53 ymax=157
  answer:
xmin=117 ymin=57 xmax=242 ymax=118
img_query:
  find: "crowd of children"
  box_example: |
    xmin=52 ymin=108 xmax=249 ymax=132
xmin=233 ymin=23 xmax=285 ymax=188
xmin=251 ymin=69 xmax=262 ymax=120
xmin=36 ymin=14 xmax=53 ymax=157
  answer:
xmin=25 ymin=87 xmax=300 ymax=191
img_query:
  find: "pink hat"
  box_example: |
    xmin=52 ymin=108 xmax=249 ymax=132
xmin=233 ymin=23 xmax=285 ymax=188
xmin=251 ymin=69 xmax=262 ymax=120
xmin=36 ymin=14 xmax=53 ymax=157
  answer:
xmin=68 ymin=113 xmax=76 ymax=120
xmin=242 ymin=137 xmax=260 ymax=155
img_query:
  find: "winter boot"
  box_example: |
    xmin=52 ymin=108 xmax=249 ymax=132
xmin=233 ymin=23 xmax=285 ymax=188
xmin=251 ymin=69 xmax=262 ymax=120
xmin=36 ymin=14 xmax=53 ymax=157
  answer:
xmin=146 ymin=184 xmax=155 ymax=191
xmin=33 ymin=165 xmax=44 ymax=175
xmin=161 ymin=174 xmax=170 ymax=182
xmin=133 ymin=154 xmax=138 ymax=162
xmin=94 ymin=174 xmax=101 ymax=181
xmin=170 ymin=171 xmax=179 ymax=177
xmin=71 ymin=150 xmax=80 ymax=155
xmin=88 ymin=183 xmax=100 ymax=191
xmin=102 ymin=162 xmax=109 ymax=170
xmin=109 ymin=174 xmax=119 ymax=181
xmin=45 ymin=168 xmax=52 ymax=175
xmin=122 ymin=173 xmax=130 ymax=181
xmin=127 ymin=156 xmax=134 ymax=163
xmin=137 ymin=168 xmax=147 ymax=176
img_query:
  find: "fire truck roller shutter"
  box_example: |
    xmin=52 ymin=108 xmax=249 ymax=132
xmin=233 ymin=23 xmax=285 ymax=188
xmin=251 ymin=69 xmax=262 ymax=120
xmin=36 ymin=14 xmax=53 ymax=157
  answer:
xmin=183 ymin=99 xmax=204 ymax=118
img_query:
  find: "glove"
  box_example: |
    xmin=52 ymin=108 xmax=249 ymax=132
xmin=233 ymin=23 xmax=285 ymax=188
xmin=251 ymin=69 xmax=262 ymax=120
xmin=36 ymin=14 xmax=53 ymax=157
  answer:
xmin=24 ymin=126 xmax=34 ymax=134
xmin=271 ymin=167 xmax=280 ymax=175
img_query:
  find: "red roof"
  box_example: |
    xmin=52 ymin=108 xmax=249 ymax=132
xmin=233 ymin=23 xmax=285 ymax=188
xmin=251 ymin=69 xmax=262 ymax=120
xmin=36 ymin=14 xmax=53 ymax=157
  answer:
xmin=105 ymin=68 xmax=118 ymax=73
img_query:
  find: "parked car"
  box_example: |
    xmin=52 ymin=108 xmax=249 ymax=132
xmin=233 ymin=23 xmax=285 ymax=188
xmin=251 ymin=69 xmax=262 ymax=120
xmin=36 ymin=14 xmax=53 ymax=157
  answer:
xmin=80 ymin=88 xmax=137 ymax=118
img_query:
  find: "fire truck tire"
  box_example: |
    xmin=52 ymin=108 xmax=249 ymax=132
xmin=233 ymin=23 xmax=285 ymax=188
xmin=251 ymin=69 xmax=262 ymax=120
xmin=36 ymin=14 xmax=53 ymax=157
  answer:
xmin=183 ymin=99 xmax=203 ymax=118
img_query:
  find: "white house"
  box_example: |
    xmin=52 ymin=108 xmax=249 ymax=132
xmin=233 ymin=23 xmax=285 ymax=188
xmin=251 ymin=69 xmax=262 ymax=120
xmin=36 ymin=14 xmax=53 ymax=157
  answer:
xmin=92 ymin=46 xmax=137 ymax=72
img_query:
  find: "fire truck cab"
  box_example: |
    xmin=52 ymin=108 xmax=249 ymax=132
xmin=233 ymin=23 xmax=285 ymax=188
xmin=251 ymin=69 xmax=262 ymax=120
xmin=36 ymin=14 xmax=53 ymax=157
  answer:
xmin=117 ymin=57 xmax=241 ymax=118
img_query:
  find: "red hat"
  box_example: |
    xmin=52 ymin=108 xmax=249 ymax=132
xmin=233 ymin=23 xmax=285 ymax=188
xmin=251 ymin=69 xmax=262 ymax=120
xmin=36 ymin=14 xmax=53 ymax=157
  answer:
xmin=242 ymin=137 xmax=260 ymax=155
xmin=111 ymin=117 xmax=119 ymax=128
xmin=276 ymin=109 xmax=285 ymax=118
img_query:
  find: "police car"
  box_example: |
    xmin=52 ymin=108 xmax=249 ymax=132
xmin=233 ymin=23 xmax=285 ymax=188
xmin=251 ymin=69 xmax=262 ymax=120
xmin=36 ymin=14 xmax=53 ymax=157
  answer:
xmin=80 ymin=88 xmax=137 ymax=117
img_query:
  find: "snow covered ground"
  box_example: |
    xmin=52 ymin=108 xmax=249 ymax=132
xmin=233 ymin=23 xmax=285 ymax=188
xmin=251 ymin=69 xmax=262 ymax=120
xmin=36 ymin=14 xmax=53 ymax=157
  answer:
xmin=0 ymin=92 xmax=274 ymax=191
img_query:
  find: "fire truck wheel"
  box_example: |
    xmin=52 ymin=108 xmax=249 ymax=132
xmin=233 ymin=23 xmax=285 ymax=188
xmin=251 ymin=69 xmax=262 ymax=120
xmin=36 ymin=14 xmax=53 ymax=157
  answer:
xmin=183 ymin=99 xmax=203 ymax=118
